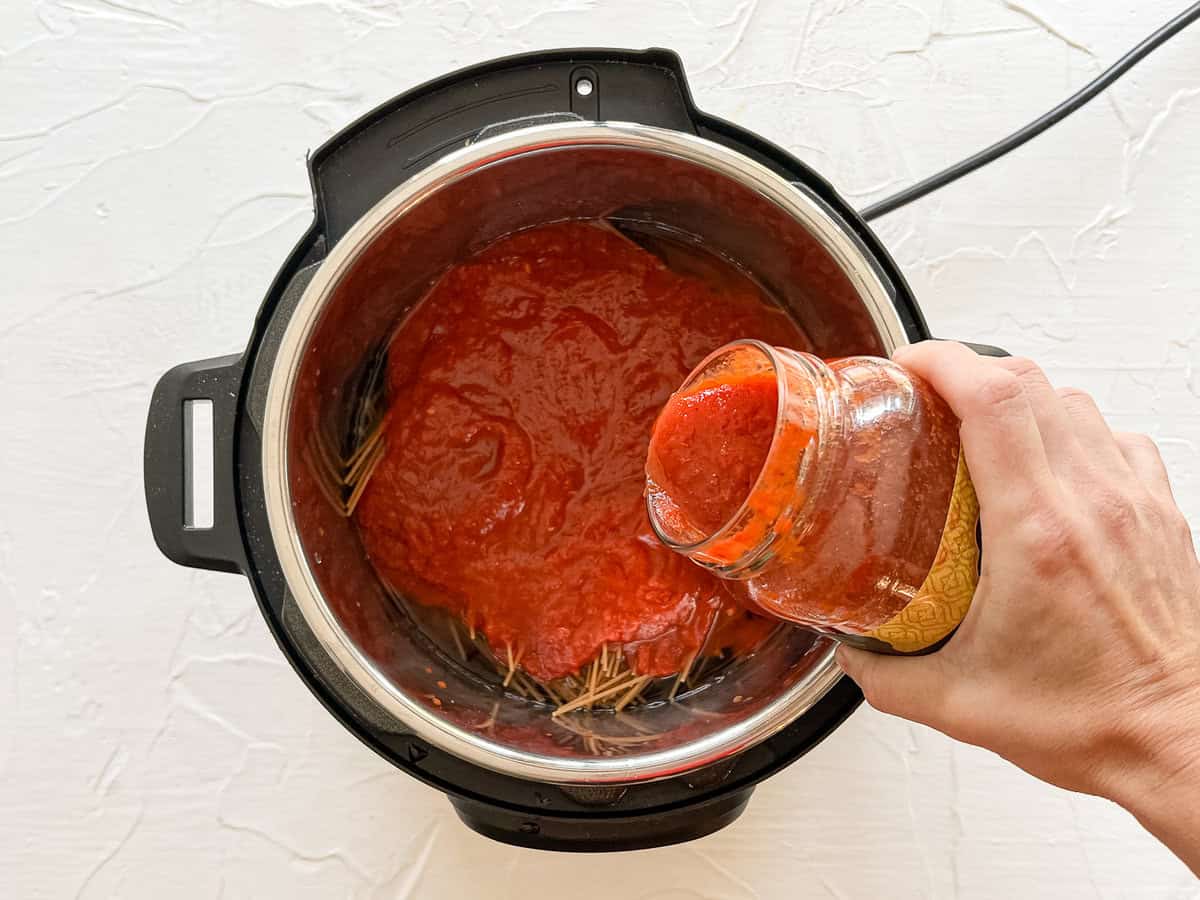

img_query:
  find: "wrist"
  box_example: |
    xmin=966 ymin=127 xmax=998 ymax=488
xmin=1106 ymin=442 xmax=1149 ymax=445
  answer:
xmin=1098 ymin=680 xmax=1200 ymax=873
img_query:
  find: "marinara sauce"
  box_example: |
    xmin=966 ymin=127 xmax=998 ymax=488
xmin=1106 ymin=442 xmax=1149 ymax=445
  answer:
xmin=354 ymin=222 xmax=808 ymax=682
xmin=646 ymin=340 xmax=978 ymax=651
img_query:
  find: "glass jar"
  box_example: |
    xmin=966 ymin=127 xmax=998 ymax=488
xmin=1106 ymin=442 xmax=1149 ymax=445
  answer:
xmin=645 ymin=340 xmax=980 ymax=654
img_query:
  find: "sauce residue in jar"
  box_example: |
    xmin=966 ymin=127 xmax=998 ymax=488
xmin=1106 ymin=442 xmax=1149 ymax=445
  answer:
xmin=645 ymin=372 xmax=780 ymax=537
xmin=354 ymin=221 xmax=808 ymax=682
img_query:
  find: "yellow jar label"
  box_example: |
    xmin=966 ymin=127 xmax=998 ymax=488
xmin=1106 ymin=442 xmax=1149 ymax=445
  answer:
xmin=864 ymin=452 xmax=980 ymax=653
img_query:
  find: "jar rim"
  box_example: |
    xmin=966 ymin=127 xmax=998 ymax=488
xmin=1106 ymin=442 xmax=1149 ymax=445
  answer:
xmin=645 ymin=340 xmax=837 ymax=570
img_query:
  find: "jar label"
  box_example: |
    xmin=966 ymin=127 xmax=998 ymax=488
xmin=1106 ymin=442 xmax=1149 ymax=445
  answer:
xmin=863 ymin=452 xmax=980 ymax=653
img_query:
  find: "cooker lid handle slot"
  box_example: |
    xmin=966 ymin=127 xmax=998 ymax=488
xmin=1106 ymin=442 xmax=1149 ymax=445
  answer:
xmin=306 ymin=48 xmax=700 ymax=246
xmin=144 ymin=355 xmax=247 ymax=574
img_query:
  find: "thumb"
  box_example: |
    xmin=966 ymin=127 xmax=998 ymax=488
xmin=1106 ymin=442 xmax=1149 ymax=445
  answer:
xmin=836 ymin=645 xmax=951 ymax=727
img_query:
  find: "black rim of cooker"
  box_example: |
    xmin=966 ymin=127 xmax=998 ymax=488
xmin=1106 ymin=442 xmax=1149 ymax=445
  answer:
xmin=146 ymin=47 xmax=938 ymax=852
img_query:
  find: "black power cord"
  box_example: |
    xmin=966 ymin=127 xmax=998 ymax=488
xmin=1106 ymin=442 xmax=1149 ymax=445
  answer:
xmin=860 ymin=1 xmax=1200 ymax=222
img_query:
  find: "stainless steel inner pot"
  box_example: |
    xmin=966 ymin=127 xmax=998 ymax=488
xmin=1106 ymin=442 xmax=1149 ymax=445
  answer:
xmin=261 ymin=121 xmax=908 ymax=784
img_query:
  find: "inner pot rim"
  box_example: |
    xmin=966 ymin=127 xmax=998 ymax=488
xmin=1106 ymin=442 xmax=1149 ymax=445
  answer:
xmin=261 ymin=121 xmax=909 ymax=784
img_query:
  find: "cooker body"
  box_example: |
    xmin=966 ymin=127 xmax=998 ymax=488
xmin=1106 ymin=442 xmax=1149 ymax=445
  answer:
xmin=145 ymin=48 xmax=930 ymax=850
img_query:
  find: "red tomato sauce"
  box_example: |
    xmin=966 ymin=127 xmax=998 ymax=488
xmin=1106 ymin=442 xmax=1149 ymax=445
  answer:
xmin=645 ymin=373 xmax=779 ymax=537
xmin=354 ymin=221 xmax=808 ymax=681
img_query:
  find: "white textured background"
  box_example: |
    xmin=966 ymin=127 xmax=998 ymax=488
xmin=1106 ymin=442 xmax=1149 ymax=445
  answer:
xmin=3 ymin=0 xmax=1199 ymax=896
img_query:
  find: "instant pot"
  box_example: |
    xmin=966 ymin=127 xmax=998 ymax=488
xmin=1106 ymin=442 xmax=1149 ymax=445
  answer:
xmin=144 ymin=48 xmax=994 ymax=851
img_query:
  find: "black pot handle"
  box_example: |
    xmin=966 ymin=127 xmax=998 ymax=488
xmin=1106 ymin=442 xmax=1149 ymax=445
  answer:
xmin=144 ymin=355 xmax=246 ymax=574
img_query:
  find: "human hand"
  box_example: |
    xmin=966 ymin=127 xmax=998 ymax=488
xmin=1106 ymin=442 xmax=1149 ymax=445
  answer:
xmin=835 ymin=341 xmax=1200 ymax=874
